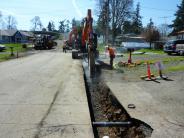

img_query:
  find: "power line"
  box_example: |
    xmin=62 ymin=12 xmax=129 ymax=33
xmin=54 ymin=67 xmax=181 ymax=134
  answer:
xmin=141 ymin=6 xmax=176 ymax=12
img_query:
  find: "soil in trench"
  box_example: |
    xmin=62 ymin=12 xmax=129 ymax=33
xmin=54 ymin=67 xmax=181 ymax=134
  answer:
xmin=83 ymin=62 xmax=153 ymax=138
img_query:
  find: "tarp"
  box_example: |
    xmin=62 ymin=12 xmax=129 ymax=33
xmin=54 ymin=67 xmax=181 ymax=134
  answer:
xmin=121 ymin=42 xmax=150 ymax=49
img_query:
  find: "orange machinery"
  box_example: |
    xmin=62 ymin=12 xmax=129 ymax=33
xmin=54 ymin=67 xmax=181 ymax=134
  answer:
xmin=68 ymin=9 xmax=98 ymax=76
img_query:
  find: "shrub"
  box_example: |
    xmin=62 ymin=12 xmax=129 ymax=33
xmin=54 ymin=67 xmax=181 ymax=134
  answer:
xmin=22 ymin=44 xmax=27 ymax=49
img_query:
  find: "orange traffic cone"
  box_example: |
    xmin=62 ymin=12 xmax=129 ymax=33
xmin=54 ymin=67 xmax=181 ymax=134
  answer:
xmin=145 ymin=62 xmax=155 ymax=81
xmin=147 ymin=62 xmax=151 ymax=79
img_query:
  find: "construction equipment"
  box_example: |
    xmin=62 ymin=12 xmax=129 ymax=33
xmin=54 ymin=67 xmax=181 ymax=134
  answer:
xmin=67 ymin=9 xmax=98 ymax=76
xmin=34 ymin=34 xmax=57 ymax=50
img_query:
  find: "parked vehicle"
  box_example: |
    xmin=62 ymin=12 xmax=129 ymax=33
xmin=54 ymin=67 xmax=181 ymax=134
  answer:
xmin=164 ymin=40 xmax=184 ymax=55
xmin=0 ymin=44 xmax=6 ymax=52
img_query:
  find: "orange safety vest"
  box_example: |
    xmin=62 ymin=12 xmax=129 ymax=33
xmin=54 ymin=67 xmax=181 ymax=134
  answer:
xmin=108 ymin=47 xmax=115 ymax=57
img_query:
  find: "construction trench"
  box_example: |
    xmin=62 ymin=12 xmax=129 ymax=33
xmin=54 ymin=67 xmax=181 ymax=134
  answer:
xmin=83 ymin=61 xmax=153 ymax=138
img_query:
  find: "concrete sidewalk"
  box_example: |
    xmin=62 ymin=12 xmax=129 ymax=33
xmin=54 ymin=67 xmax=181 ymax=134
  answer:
xmin=0 ymin=52 xmax=93 ymax=138
xmin=105 ymin=73 xmax=184 ymax=138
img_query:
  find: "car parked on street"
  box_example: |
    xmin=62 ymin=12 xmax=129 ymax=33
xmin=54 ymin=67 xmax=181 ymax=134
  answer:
xmin=164 ymin=40 xmax=184 ymax=55
xmin=0 ymin=44 xmax=6 ymax=52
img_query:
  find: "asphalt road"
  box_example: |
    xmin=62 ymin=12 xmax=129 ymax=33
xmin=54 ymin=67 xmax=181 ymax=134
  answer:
xmin=0 ymin=51 xmax=93 ymax=138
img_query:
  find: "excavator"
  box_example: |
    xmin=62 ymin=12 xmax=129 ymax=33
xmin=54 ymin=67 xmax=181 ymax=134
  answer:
xmin=67 ymin=9 xmax=98 ymax=75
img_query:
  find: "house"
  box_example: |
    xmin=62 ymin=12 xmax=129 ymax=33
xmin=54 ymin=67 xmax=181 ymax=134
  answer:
xmin=169 ymin=29 xmax=184 ymax=40
xmin=176 ymin=30 xmax=184 ymax=39
xmin=0 ymin=30 xmax=34 ymax=44
xmin=115 ymin=34 xmax=150 ymax=49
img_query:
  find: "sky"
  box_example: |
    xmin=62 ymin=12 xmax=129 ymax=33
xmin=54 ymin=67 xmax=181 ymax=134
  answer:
xmin=0 ymin=0 xmax=182 ymax=30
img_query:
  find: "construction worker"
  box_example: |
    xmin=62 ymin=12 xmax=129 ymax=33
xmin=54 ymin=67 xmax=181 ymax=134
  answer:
xmin=63 ymin=40 xmax=67 ymax=53
xmin=106 ymin=45 xmax=115 ymax=69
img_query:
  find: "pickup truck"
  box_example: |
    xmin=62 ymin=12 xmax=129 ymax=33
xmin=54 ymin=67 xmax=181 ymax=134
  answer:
xmin=164 ymin=40 xmax=184 ymax=55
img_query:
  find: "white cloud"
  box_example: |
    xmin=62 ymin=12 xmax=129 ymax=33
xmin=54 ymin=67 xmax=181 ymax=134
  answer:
xmin=72 ymin=0 xmax=83 ymax=18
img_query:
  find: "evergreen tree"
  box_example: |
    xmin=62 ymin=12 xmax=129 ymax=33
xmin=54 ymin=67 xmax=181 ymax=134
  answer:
xmin=132 ymin=2 xmax=142 ymax=34
xmin=47 ymin=21 xmax=55 ymax=32
xmin=58 ymin=20 xmax=65 ymax=33
xmin=47 ymin=22 xmax=52 ymax=31
xmin=71 ymin=18 xmax=76 ymax=28
xmin=172 ymin=0 xmax=184 ymax=32
xmin=147 ymin=18 xmax=154 ymax=29
xmin=96 ymin=6 xmax=107 ymax=42
xmin=65 ymin=20 xmax=70 ymax=33
xmin=122 ymin=21 xmax=133 ymax=34
xmin=51 ymin=21 xmax=55 ymax=31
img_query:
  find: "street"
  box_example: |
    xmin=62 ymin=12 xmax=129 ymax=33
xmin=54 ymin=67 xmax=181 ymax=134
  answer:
xmin=0 ymin=51 xmax=93 ymax=138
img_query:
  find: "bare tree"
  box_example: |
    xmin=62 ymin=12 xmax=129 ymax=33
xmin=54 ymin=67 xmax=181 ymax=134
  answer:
xmin=110 ymin=0 xmax=133 ymax=44
xmin=158 ymin=24 xmax=170 ymax=40
xmin=0 ymin=11 xmax=3 ymax=29
xmin=96 ymin=0 xmax=133 ymax=44
xmin=142 ymin=19 xmax=160 ymax=49
xmin=6 ymin=15 xmax=17 ymax=30
xmin=31 ymin=16 xmax=43 ymax=31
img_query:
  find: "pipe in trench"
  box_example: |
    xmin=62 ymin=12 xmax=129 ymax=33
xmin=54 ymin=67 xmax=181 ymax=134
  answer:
xmin=92 ymin=121 xmax=132 ymax=127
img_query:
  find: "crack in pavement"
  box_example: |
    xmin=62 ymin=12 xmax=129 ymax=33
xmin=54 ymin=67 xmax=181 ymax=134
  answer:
xmin=34 ymin=90 xmax=60 ymax=138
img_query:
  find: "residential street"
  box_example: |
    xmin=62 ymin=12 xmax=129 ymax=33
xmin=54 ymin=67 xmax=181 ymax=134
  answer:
xmin=0 ymin=51 xmax=93 ymax=138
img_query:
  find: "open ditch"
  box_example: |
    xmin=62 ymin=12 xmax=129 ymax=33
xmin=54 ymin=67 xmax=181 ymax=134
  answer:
xmin=83 ymin=62 xmax=153 ymax=138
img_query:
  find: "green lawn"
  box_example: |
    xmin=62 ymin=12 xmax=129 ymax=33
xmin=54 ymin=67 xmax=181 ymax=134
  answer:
xmin=136 ymin=48 xmax=164 ymax=54
xmin=0 ymin=43 xmax=26 ymax=62
xmin=145 ymin=57 xmax=184 ymax=64
xmin=4 ymin=43 xmax=26 ymax=52
xmin=0 ymin=54 xmax=10 ymax=62
xmin=167 ymin=65 xmax=184 ymax=72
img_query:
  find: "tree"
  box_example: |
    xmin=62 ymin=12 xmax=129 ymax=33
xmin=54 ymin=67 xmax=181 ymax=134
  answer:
xmin=96 ymin=0 xmax=110 ymax=43
xmin=31 ymin=16 xmax=43 ymax=31
xmin=110 ymin=0 xmax=133 ymax=44
xmin=158 ymin=24 xmax=170 ymax=39
xmin=171 ymin=0 xmax=184 ymax=33
xmin=47 ymin=21 xmax=55 ymax=32
xmin=6 ymin=15 xmax=17 ymax=30
xmin=0 ymin=11 xmax=3 ymax=29
xmin=71 ymin=18 xmax=77 ymax=28
xmin=58 ymin=20 xmax=65 ymax=33
xmin=65 ymin=20 xmax=70 ymax=33
xmin=42 ymin=28 xmax=47 ymax=32
xmin=47 ymin=22 xmax=52 ymax=31
xmin=51 ymin=21 xmax=55 ymax=31
xmin=0 ymin=12 xmax=5 ymax=29
xmin=132 ymin=2 xmax=142 ymax=34
xmin=142 ymin=19 xmax=160 ymax=49
xmin=96 ymin=0 xmax=133 ymax=44
xmin=122 ymin=20 xmax=134 ymax=34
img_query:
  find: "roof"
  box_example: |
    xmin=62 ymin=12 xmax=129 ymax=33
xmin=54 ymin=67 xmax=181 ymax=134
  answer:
xmin=20 ymin=31 xmax=34 ymax=37
xmin=169 ymin=29 xmax=184 ymax=36
xmin=0 ymin=30 xmax=17 ymax=36
xmin=0 ymin=30 xmax=34 ymax=37
xmin=177 ymin=30 xmax=184 ymax=35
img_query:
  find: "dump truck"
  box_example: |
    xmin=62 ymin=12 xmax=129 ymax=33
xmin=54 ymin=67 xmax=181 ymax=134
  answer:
xmin=34 ymin=34 xmax=57 ymax=50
